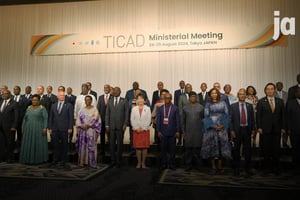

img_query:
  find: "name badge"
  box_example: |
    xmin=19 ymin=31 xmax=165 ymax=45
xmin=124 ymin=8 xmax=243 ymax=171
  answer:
xmin=163 ymin=117 xmax=169 ymax=125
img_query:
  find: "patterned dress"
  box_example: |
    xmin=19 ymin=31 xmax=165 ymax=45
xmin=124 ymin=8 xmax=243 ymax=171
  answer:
xmin=19 ymin=105 xmax=48 ymax=164
xmin=201 ymin=101 xmax=231 ymax=159
xmin=76 ymin=106 xmax=101 ymax=168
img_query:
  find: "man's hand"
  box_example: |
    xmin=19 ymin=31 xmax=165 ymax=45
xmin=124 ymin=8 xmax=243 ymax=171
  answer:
xmin=158 ymin=132 xmax=163 ymax=139
xmin=257 ymin=128 xmax=263 ymax=135
xmin=10 ymin=128 xmax=16 ymax=132
xmin=230 ymin=131 xmax=236 ymax=139
xmin=175 ymin=132 xmax=180 ymax=138
xmin=68 ymin=129 xmax=72 ymax=134
xmin=49 ymin=129 xmax=52 ymax=135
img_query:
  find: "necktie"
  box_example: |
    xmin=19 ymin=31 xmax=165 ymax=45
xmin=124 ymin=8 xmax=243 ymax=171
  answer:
xmin=114 ymin=97 xmax=118 ymax=107
xmin=58 ymin=102 xmax=62 ymax=114
xmin=241 ymin=103 xmax=246 ymax=125
xmin=14 ymin=96 xmax=17 ymax=101
xmin=202 ymin=92 xmax=205 ymax=100
xmin=181 ymin=89 xmax=184 ymax=94
xmin=270 ymin=98 xmax=275 ymax=113
xmin=105 ymin=94 xmax=108 ymax=105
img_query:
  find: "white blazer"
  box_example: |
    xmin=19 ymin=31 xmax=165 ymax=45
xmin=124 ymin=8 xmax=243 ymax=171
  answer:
xmin=130 ymin=105 xmax=152 ymax=131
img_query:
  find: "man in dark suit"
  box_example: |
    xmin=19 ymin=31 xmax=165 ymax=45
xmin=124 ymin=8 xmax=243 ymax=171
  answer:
xmin=46 ymin=85 xmax=58 ymax=105
xmin=37 ymin=85 xmax=51 ymax=114
xmin=288 ymin=74 xmax=300 ymax=101
xmin=21 ymin=85 xmax=33 ymax=108
xmin=0 ymin=90 xmax=18 ymax=162
xmin=12 ymin=86 xmax=28 ymax=149
xmin=65 ymin=87 xmax=77 ymax=107
xmin=230 ymin=88 xmax=256 ymax=177
xmin=151 ymin=81 xmax=164 ymax=111
xmin=0 ymin=85 xmax=8 ymax=101
xmin=156 ymin=92 xmax=180 ymax=170
xmin=125 ymin=81 xmax=149 ymax=106
xmin=198 ymin=82 xmax=208 ymax=106
xmin=173 ymin=80 xmax=185 ymax=107
xmin=86 ymin=82 xmax=98 ymax=100
xmin=286 ymin=87 xmax=300 ymax=169
xmin=257 ymin=83 xmax=286 ymax=174
xmin=48 ymin=91 xmax=74 ymax=168
xmin=97 ymin=84 xmax=112 ymax=158
xmin=105 ymin=87 xmax=129 ymax=168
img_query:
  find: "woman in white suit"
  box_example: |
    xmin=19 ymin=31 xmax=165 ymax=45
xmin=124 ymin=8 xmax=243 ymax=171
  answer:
xmin=130 ymin=94 xmax=152 ymax=168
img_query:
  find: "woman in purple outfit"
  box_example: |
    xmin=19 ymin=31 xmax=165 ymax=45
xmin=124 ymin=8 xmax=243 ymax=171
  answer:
xmin=76 ymin=95 xmax=101 ymax=168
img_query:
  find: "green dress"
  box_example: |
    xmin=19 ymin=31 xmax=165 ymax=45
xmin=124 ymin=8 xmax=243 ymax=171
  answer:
xmin=19 ymin=105 xmax=48 ymax=164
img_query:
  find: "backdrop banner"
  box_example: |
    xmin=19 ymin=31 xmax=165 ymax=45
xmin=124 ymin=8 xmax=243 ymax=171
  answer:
xmin=31 ymin=24 xmax=287 ymax=55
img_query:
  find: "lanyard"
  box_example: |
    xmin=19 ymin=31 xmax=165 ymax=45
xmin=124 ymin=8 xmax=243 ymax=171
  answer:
xmin=163 ymin=104 xmax=172 ymax=118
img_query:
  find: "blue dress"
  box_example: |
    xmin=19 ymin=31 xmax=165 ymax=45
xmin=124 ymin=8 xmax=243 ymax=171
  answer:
xmin=201 ymin=101 xmax=231 ymax=159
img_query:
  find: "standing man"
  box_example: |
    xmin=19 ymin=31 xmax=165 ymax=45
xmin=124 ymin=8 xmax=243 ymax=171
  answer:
xmin=174 ymin=80 xmax=185 ymax=107
xmin=86 ymin=81 xmax=98 ymax=100
xmin=288 ymin=74 xmax=300 ymax=101
xmin=0 ymin=90 xmax=18 ymax=162
xmin=37 ymin=85 xmax=51 ymax=114
xmin=97 ymin=84 xmax=112 ymax=159
xmin=275 ymin=81 xmax=289 ymax=148
xmin=198 ymin=82 xmax=208 ymax=106
xmin=125 ymin=81 xmax=149 ymax=106
xmin=65 ymin=87 xmax=77 ymax=107
xmin=286 ymin=87 xmax=300 ymax=171
xmin=230 ymin=88 xmax=256 ymax=177
xmin=151 ymin=81 xmax=164 ymax=111
xmin=105 ymin=87 xmax=129 ymax=168
xmin=13 ymin=86 xmax=27 ymax=150
xmin=182 ymin=91 xmax=204 ymax=171
xmin=46 ymin=85 xmax=58 ymax=105
xmin=257 ymin=83 xmax=286 ymax=174
xmin=156 ymin=93 xmax=180 ymax=170
xmin=21 ymin=85 xmax=32 ymax=108
xmin=48 ymin=91 xmax=74 ymax=169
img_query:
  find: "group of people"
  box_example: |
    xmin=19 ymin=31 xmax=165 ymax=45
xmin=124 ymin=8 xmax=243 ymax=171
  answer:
xmin=0 ymin=74 xmax=299 ymax=176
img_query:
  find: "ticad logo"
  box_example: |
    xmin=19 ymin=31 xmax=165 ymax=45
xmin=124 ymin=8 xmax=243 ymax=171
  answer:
xmin=273 ymin=10 xmax=295 ymax=40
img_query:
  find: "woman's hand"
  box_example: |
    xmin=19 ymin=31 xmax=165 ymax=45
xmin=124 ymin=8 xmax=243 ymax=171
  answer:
xmin=42 ymin=128 xmax=47 ymax=135
xmin=215 ymin=125 xmax=224 ymax=131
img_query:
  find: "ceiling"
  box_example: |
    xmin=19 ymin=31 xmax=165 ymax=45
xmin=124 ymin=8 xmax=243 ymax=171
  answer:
xmin=0 ymin=0 xmax=92 ymax=6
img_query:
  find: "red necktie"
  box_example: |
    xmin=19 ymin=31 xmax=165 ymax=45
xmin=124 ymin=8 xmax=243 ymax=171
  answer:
xmin=241 ymin=103 xmax=246 ymax=125
xmin=105 ymin=94 xmax=108 ymax=105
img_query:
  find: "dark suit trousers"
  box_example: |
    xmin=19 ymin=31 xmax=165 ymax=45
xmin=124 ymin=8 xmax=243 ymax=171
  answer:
xmin=16 ymin=119 xmax=23 ymax=146
xmin=100 ymin=123 xmax=106 ymax=155
xmin=51 ymin=131 xmax=69 ymax=163
xmin=262 ymin=130 xmax=281 ymax=170
xmin=0 ymin=126 xmax=15 ymax=161
xmin=290 ymin=133 xmax=300 ymax=165
xmin=160 ymin=136 xmax=176 ymax=167
xmin=110 ymin=129 xmax=124 ymax=164
xmin=232 ymin=127 xmax=252 ymax=169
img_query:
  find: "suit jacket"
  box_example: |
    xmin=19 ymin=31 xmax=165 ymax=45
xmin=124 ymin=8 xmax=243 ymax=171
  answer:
xmin=288 ymin=85 xmax=300 ymax=100
xmin=286 ymin=99 xmax=300 ymax=134
xmin=105 ymin=97 xmax=129 ymax=130
xmin=156 ymin=104 xmax=180 ymax=136
xmin=130 ymin=105 xmax=152 ymax=131
xmin=174 ymin=89 xmax=184 ymax=107
xmin=65 ymin=94 xmax=76 ymax=107
xmin=198 ymin=91 xmax=208 ymax=106
xmin=125 ymin=89 xmax=149 ymax=103
xmin=48 ymin=101 xmax=74 ymax=132
xmin=13 ymin=95 xmax=28 ymax=123
xmin=97 ymin=94 xmax=113 ymax=123
xmin=178 ymin=92 xmax=200 ymax=117
xmin=275 ymin=90 xmax=288 ymax=105
xmin=256 ymin=97 xmax=286 ymax=134
xmin=0 ymin=99 xmax=18 ymax=131
xmin=21 ymin=94 xmax=32 ymax=109
xmin=151 ymin=90 xmax=160 ymax=111
xmin=89 ymin=90 xmax=98 ymax=100
xmin=40 ymin=95 xmax=52 ymax=114
xmin=230 ymin=102 xmax=255 ymax=134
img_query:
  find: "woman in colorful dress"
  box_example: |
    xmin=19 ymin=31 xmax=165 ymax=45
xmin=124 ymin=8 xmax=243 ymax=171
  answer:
xmin=201 ymin=88 xmax=231 ymax=174
xmin=76 ymin=95 xmax=101 ymax=168
xmin=130 ymin=94 xmax=151 ymax=169
xmin=19 ymin=94 xmax=48 ymax=164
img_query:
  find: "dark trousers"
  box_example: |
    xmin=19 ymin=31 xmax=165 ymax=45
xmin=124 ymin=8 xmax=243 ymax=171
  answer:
xmin=160 ymin=136 xmax=176 ymax=167
xmin=51 ymin=131 xmax=69 ymax=163
xmin=16 ymin=120 xmax=23 ymax=148
xmin=100 ymin=123 xmax=106 ymax=155
xmin=232 ymin=127 xmax=252 ymax=169
xmin=262 ymin=131 xmax=281 ymax=170
xmin=129 ymin=125 xmax=135 ymax=152
xmin=110 ymin=129 xmax=124 ymax=165
xmin=184 ymin=147 xmax=201 ymax=169
xmin=0 ymin=126 xmax=16 ymax=161
xmin=290 ymin=133 xmax=300 ymax=166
